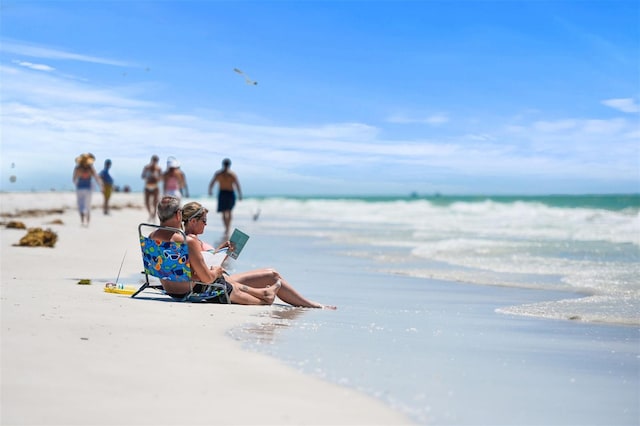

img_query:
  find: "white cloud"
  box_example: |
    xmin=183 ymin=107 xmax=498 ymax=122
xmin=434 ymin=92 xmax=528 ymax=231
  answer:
xmin=0 ymin=64 xmax=155 ymax=108
xmin=532 ymin=119 xmax=578 ymax=133
xmin=11 ymin=60 xmax=54 ymax=72
xmin=386 ymin=112 xmax=449 ymax=126
xmin=1 ymin=39 xmax=133 ymax=67
xmin=602 ymin=98 xmax=640 ymax=113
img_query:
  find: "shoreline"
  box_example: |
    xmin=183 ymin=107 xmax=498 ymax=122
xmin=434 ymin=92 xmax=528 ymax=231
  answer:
xmin=0 ymin=192 xmax=412 ymax=425
xmin=232 ymin=230 xmax=640 ymax=425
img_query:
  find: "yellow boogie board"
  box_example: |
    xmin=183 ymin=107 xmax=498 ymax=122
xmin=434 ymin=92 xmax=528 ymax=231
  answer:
xmin=104 ymin=283 xmax=137 ymax=295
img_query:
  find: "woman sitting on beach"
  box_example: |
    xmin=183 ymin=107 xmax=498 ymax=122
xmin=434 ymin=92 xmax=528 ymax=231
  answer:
xmin=153 ymin=196 xmax=335 ymax=309
xmin=181 ymin=201 xmax=335 ymax=309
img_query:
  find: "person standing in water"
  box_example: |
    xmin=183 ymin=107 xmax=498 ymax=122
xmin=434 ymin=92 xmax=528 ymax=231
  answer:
xmin=208 ymin=158 xmax=242 ymax=237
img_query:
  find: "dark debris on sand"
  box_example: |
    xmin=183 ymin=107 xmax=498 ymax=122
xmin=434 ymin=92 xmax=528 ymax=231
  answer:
xmin=4 ymin=221 xmax=27 ymax=229
xmin=14 ymin=228 xmax=58 ymax=248
xmin=0 ymin=208 xmax=64 ymax=218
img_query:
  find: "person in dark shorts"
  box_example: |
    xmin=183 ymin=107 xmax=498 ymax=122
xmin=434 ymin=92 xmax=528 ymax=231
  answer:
xmin=208 ymin=158 xmax=242 ymax=237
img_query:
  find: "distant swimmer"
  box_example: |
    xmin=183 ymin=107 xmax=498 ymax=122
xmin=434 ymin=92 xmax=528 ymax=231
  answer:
xmin=234 ymin=68 xmax=258 ymax=85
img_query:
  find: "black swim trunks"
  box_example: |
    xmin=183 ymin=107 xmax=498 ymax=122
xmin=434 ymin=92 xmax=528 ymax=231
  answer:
xmin=217 ymin=190 xmax=236 ymax=212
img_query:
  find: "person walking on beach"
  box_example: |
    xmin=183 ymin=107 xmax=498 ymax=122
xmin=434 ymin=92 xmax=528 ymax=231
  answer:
xmin=141 ymin=155 xmax=162 ymax=221
xmin=208 ymin=158 xmax=242 ymax=236
xmin=98 ymin=159 xmax=114 ymax=215
xmin=163 ymin=156 xmax=188 ymax=199
xmin=181 ymin=201 xmax=336 ymax=309
xmin=72 ymin=153 xmax=102 ymax=227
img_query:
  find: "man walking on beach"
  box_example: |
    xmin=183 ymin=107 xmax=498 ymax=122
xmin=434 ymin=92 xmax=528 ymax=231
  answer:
xmin=208 ymin=158 xmax=242 ymax=236
xmin=98 ymin=159 xmax=114 ymax=215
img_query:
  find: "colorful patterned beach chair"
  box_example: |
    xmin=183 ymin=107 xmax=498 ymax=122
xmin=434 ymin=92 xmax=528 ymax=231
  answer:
xmin=133 ymin=223 xmax=230 ymax=303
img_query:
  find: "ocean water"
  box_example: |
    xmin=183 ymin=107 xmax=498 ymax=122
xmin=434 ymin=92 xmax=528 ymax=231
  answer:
xmin=200 ymin=194 xmax=639 ymax=425
xmin=231 ymin=194 xmax=640 ymax=325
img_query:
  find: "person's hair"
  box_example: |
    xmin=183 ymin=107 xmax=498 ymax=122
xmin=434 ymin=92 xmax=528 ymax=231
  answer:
xmin=222 ymin=158 xmax=231 ymax=167
xmin=157 ymin=196 xmax=181 ymax=222
xmin=151 ymin=155 xmax=159 ymax=162
xmin=181 ymin=201 xmax=208 ymax=224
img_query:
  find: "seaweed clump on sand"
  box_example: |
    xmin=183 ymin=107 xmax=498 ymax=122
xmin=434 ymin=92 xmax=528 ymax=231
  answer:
xmin=15 ymin=227 xmax=58 ymax=248
xmin=0 ymin=208 xmax=64 ymax=218
xmin=5 ymin=221 xmax=27 ymax=229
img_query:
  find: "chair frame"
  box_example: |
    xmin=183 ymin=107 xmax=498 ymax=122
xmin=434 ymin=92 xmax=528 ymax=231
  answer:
xmin=133 ymin=223 xmax=230 ymax=303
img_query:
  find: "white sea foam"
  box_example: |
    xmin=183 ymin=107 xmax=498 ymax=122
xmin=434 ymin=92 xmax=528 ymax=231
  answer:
xmin=232 ymin=197 xmax=639 ymax=325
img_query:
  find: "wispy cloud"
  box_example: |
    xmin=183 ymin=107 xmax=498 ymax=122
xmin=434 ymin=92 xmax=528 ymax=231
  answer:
xmin=386 ymin=112 xmax=449 ymax=126
xmin=602 ymin=98 xmax=640 ymax=113
xmin=1 ymin=39 xmax=133 ymax=67
xmin=1 ymin=64 xmax=155 ymax=108
xmin=11 ymin=59 xmax=54 ymax=72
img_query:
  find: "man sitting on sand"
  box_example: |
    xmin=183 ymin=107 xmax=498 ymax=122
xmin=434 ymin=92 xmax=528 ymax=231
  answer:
xmin=151 ymin=196 xmax=281 ymax=305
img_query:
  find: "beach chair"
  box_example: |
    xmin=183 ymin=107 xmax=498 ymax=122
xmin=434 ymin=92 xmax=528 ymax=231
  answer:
xmin=132 ymin=223 xmax=230 ymax=303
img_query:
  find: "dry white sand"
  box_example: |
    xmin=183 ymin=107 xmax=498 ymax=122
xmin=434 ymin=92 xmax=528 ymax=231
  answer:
xmin=1 ymin=192 xmax=411 ymax=425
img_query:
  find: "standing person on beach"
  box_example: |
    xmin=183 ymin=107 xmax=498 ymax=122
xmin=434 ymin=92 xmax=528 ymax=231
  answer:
xmin=163 ymin=156 xmax=189 ymax=199
xmin=141 ymin=155 xmax=162 ymax=221
xmin=208 ymin=158 xmax=242 ymax=236
xmin=181 ymin=201 xmax=336 ymax=309
xmin=98 ymin=159 xmax=114 ymax=215
xmin=72 ymin=153 xmax=102 ymax=227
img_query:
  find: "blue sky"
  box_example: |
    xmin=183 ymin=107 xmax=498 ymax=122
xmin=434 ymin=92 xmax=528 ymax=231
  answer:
xmin=1 ymin=1 xmax=638 ymax=196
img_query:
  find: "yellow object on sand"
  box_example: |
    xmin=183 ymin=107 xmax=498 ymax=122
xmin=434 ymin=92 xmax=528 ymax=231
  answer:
xmin=104 ymin=283 xmax=137 ymax=295
xmin=77 ymin=279 xmax=91 ymax=285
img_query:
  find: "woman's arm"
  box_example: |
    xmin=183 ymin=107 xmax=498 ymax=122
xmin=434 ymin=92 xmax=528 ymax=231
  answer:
xmin=186 ymin=236 xmax=224 ymax=283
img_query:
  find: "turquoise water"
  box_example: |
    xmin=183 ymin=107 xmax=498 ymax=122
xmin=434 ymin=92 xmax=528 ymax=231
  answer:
xmin=213 ymin=193 xmax=639 ymax=325
xmin=252 ymin=193 xmax=640 ymax=211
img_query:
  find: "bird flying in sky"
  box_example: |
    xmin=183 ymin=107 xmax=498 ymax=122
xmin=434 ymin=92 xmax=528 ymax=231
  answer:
xmin=233 ymin=68 xmax=258 ymax=85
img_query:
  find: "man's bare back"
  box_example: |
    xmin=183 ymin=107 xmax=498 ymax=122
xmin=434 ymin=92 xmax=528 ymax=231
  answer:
xmin=213 ymin=170 xmax=238 ymax=191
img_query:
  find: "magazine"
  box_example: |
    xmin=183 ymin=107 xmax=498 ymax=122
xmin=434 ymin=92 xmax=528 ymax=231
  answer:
xmin=201 ymin=228 xmax=250 ymax=267
xmin=227 ymin=228 xmax=249 ymax=259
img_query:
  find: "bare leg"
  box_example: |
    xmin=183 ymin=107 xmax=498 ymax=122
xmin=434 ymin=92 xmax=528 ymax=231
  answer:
xmin=146 ymin=189 xmax=159 ymax=221
xmin=144 ymin=191 xmax=152 ymax=219
xmin=227 ymin=279 xmax=281 ymax=305
xmin=221 ymin=210 xmax=232 ymax=235
xmin=228 ymin=268 xmax=336 ymax=309
xmin=151 ymin=190 xmax=159 ymax=218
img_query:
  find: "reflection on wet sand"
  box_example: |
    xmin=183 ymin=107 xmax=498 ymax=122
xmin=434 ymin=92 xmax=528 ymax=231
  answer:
xmin=236 ymin=305 xmax=308 ymax=345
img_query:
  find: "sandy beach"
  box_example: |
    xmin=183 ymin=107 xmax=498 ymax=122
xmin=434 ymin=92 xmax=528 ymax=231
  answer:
xmin=0 ymin=192 xmax=412 ymax=425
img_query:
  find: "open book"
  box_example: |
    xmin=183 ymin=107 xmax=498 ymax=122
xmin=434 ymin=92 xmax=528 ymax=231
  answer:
xmin=201 ymin=228 xmax=250 ymax=267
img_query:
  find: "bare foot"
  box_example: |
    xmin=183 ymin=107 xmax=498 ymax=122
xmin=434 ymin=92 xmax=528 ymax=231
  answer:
xmin=254 ymin=279 xmax=282 ymax=304
xmin=265 ymin=279 xmax=282 ymax=301
xmin=303 ymin=301 xmax=337 ymax=309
